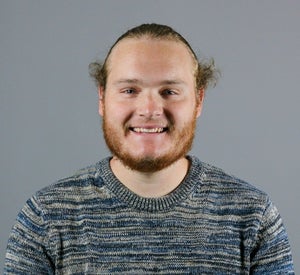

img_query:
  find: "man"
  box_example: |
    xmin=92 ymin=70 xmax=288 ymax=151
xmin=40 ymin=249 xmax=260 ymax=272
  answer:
xmin=5 ymin=23 xmax=294 ymax=274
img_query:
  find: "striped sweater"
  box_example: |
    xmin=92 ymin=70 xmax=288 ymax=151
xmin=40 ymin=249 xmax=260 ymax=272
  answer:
xmin=4 ymin=156 xmax=294 ymax=274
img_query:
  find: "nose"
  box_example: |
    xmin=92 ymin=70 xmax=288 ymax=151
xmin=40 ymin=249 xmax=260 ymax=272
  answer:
xmin=136 ymin=92 xmax=163 ymax=118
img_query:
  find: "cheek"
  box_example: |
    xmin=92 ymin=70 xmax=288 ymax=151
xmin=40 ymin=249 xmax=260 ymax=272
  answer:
xmin=172 ymin=101 xmax=199 ymax=122
xmin=103 ymin=102 xmax=131 ymax=125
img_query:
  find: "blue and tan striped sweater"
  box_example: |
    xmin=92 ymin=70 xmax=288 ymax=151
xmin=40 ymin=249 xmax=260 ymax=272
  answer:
xmin=4 ymin=156 xmax=294 ymax=274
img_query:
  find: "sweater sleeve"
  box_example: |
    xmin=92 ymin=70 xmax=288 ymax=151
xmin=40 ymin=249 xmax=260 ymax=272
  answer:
xmin=250 ymin=198 xmax=294 ymax=274
xmin=4 ymin=196 xmax=54 ymax=275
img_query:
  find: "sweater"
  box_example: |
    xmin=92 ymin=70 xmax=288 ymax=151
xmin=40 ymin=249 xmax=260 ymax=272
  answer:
xmin=4 ymin=156 xmax=294 ymax=274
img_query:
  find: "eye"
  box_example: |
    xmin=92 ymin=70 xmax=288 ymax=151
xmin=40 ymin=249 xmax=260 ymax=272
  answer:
xmin=161 ymin=89 xmax=177 ymax=96
xmin=121 ymin=88 xmax=137 ymax=94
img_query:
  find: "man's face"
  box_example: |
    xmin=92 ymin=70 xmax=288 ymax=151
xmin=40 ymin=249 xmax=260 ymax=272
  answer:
xmin=99 ymin=38 xmax=203 ymax=173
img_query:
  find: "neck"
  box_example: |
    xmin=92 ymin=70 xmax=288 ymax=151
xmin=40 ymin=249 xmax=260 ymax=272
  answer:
xmin=110 ymin=157 xmax=189 ymax=198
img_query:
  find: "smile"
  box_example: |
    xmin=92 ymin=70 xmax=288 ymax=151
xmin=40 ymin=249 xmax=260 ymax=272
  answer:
xmin=130 ymin=127 xmax=167 ymax=133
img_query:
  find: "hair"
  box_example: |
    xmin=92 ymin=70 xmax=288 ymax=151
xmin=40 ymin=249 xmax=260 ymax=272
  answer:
xmin=89 ymin=23 xmax=219 ymax=91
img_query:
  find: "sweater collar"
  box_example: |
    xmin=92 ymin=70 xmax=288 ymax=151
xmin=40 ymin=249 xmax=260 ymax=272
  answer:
xmin=96 ymin=156 xmax=205 ymax=212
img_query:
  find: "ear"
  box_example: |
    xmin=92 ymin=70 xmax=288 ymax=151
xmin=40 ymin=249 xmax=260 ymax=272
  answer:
xmin=196 ymin=88 xmax=205 ymax=117
xmin=98 ymin=86 xmax=105 ymax=117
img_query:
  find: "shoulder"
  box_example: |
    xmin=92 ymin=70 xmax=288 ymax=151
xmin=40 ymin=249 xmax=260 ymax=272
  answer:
xmin=189 ymin=156 xmax=269 ymax=207
xmin=189 ymin=156 xmax=282 ymax=239
xmin=37 ymin=162 xmax=98 ymax=195
xmin=32 ymin=157 xmax=112 ymax=210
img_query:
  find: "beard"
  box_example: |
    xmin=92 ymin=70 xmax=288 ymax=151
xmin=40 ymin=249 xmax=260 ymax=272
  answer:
xmin=102 ymin=111 xmax=197 ymax=173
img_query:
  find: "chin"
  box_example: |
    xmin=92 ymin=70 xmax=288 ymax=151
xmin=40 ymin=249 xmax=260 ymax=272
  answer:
xmin=117 ymin=152 xmax=184 ymax=173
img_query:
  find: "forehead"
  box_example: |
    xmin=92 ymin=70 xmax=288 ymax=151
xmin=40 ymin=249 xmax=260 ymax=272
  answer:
xmin=106 ymin=38 xmax=196 ymax=81
xmin=111 ymin=36 xmax=194 ymax=55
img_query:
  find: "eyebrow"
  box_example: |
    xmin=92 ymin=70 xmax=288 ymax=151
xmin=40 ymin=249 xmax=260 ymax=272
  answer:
xmin=113 ymin=78 xmax=186 ymax=86
xmin=113 ymin=79 xmax=141 ymax=85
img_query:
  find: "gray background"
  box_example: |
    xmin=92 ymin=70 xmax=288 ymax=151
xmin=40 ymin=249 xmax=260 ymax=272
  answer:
xmin=1 ymin=0 xmax=299 ymax=272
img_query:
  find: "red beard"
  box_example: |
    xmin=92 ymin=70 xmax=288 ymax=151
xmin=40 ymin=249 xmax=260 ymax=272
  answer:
xmin=102 ymin=108 xmax=198 ymax=173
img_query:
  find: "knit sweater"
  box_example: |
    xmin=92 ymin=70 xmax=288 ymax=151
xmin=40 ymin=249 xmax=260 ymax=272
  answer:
xmin=4 ymin=156 xmax=294 ymax=274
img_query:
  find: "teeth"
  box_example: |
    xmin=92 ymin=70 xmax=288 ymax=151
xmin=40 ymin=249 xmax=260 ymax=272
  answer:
xmin=132 ymin=127 xmax=164 ymax=133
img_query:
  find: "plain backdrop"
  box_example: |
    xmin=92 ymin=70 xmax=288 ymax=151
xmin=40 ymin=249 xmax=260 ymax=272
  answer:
xmin=1 ymin=0 xmax=299 ymax=272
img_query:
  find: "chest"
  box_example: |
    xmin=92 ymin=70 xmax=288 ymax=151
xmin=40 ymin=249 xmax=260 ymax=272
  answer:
xmin=48 ymin=210 xmax=253 ymax=274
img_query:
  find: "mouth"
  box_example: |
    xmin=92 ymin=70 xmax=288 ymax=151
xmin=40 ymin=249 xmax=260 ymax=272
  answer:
xmin=129 ymin=127 xmax=168 ymax=133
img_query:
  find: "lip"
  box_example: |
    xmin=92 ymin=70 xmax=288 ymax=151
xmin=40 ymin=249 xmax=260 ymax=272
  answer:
xmin=129 ymin=126 xmax=168 ymax=134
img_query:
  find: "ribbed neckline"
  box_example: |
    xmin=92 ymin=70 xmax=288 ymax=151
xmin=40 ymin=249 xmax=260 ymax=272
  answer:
xmin=95 ymin=156 xmax=205 ymax=212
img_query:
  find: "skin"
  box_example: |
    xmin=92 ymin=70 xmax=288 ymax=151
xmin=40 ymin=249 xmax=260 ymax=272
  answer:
xmin=98 ymin=37 xmax=204 ymax=198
